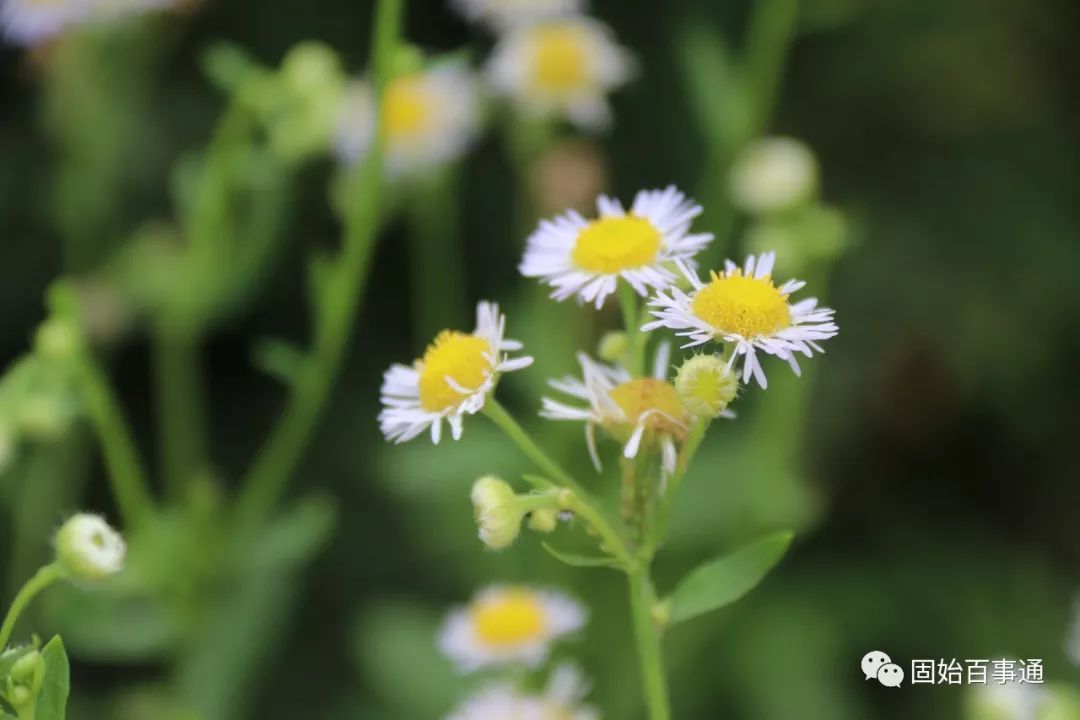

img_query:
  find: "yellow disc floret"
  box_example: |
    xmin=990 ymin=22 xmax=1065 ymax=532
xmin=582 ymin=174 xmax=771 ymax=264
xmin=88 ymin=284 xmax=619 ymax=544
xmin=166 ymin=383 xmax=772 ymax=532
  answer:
xmin=530 ymin=24 xmax=590 ymax=95
xmin=418 ymin=331 xmax=493 ymax=412
xmin=471 ymin=589 xmax=547 ymax=647
xmin=691 ymin=270 xmax=791 ymax=338
xmin=571 ymin=216 xmax=662 ymax=274
xmin=609 ymin=378 xmax=688 ymax=436
xmin=382 ymin=74 xmax=433 ymax=141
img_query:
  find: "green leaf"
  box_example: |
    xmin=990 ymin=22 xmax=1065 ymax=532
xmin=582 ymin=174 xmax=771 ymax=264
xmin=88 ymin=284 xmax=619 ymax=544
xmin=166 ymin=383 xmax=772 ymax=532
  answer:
xmin=36 ymin=636 xmax=69 ymax=720
xmin=251 ymin=337 xmax=308 ymax=386
xmin=238 ymin=494 xmax=336 ymax=574
xmin=666 ymin=531 xmax=794 ymax=626
xmin=541 ymin=542 xmax=621 ymax=570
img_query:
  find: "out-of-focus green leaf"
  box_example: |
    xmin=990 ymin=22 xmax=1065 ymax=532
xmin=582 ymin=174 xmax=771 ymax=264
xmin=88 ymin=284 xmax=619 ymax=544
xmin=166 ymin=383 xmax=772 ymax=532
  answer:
xmin=237 ymin=494 xmax=336 ymax=575
xmin=676 ymin=22 xmax=749 ymax=154
xmin=251 ymin=337 xmax=308 ymax=386
xmin=541 ymin=542 xmax=621 ymax=570
xmin=36 ymin=636 xmax=69 ymax=720
xmin=667 ymin=531 xmax=794 ymax=626
xmin=41 ymin=584 xmax=179 ymax=661
xmin=353 ymin=601 xmax=462 ymax=718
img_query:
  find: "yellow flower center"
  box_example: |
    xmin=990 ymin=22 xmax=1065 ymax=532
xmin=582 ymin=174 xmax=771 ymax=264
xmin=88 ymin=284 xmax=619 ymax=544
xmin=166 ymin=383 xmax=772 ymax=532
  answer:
xmin=691 ymin=271 xmax=791 ymax=338
xmin=609 ymin=378 xmax=688 ymax=435
xmin=570 ymin=216 xmax=662 ymax=274
xmin=471 ymin=589 xmax=547 ymax=647
xmin=417 ymin=331 xmax=492 ymax=412
xmin=382 ymin=74 xmax=432 ymax=142
xmin=530 ymin=25 xmax=590 ymax=94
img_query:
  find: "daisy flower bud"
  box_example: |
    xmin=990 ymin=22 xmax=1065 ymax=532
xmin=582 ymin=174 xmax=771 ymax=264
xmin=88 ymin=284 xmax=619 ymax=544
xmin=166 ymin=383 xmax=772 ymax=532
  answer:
xmin=6 ymin=649 xmax=44 ymax=709
xmin=527 ymin=507 xmax=559 ymax=534
xmin=675 ymin=354 xmax=738 ymax=418
xmin=471 ymin=476 xmax=524 ymax=550
xmin=54 ymin=514 xmax=125 ymax=582
xmin=729 ymin=137 xmax=819 ymax=215
xmin=596 ymin=331 xmax=627 ymax=363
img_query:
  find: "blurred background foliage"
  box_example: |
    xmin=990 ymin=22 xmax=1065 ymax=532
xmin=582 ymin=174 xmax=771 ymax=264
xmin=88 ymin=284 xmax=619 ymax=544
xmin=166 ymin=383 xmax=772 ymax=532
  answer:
xmin=1 ymin=0 xmax=1079 ymax=718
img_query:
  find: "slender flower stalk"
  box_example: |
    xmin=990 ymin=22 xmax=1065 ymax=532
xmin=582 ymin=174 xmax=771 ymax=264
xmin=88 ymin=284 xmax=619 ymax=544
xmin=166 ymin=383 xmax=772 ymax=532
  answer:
xmin=235 ymin=0 xmax=406 ymax=527
xmin=0 ymin=564 xmax=65 ymax=650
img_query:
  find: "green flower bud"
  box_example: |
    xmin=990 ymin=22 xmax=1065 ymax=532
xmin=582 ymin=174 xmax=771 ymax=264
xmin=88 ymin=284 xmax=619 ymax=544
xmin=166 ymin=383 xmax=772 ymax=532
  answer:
xmin=34 ymin=318 xmax=80 ymax=360
xmin=471 ymin=476 xmax=524 ymax=550
xmin=597 ymin=331 xmax=628 ymax=363
xmin=6 ymin=649 xmax=44 ymax=711
xmin=54 ymin=514 xmax=126 ymax=581
xmin=675 ymin=355 xmax=739 ymax=418
xmin=527 ymin=507 xmax=559 ymax=534
xmin=729 ymin=137 xmax=819 ymax=215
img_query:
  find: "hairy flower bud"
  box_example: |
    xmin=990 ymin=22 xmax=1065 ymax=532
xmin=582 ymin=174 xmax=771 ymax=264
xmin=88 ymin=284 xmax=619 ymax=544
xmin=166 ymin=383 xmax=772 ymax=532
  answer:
xmin=54 ymin=514 xmax=126 ymax=581
xmin=471 ymin=476 xmax=524 ymax=550
xmin=675 ymin=355 xmax=738 ymax=418
xmin=527 ymin=507 xmax=559 ymax=534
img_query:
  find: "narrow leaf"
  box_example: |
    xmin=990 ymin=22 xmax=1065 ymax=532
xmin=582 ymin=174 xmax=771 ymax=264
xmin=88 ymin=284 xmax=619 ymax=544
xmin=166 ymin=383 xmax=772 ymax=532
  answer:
xmin=251 ymin=337 xmax=308 ymax=386
xmin=667 ymin=531 xmax=794 ymax=626
xmin=541 ymin=543 xmax=621 ymax=570
xmin=36 ymin=636 xmax=69 ymax=720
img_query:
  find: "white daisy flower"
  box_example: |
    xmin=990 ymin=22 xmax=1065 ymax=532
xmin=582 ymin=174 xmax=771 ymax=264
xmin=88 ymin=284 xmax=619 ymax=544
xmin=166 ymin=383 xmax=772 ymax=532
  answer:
xmin=438 ymin=585 xmax=586 ymax=672
xmin=485 ymin=16 xmax=635 ymax=130
xmin=541 ymin=343 xmax=691 ymax=476
xmin=520 ymin=186 xmax=712 ymax=309
xmin=336 ymin=63 xmax=481 ymax=179
xmin=379 ymin=301 xmax=533 ymax=444
xmin=1 ymin=0 xmax=93 ymax=44
xmin=644 ymin=251 xmax=838 ymax=389
xmin=444 ymin=666 xmax=598 ymax=720
xmin=450 ymin=0 xmax=584 ymax=32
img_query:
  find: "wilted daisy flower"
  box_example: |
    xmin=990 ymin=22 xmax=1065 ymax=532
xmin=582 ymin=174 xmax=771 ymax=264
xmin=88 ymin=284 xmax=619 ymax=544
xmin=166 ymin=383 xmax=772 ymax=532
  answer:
xmin=520 ymin=186 xmax=712 ymax=308
xmin=451 ymin=0 xmax=584 ymax=32
xmin=486 ymin=16 xmax=635 ymax=130
xmin=541 ymin=344 xmax=689 ymax=475
xmin=380 ymin=302 xmax=532 ymax=444
xmin=336 ymin=63 xmax=480 ymax=178
xmin=644 ymin=252 xmax=838 ymax=388
xmin=439 ymin=585 xmax=586 ymax=671
xmin=1 ymin=0 xmax=93 ymax=44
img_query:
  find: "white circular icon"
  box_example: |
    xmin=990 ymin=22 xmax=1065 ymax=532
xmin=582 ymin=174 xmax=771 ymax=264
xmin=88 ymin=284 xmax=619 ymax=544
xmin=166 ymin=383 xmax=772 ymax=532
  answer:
xmin=877 ymin=662 xmax=905 ymax=688
xmin=861 ymin=650 xmax=892 ymax=681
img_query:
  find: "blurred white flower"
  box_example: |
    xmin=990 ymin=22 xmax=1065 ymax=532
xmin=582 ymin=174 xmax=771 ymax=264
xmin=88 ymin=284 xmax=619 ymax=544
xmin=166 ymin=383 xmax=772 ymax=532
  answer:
xmin=439 ymin=585 xmax=586 ymax=671
xmin=336 ymin=64 xmax=481 ymax=178
xmin=520 ymin=186 xmax=712 ymax=309
xmin=1 ymin=0 xmax=177 ymax=46
xmin=450 ymin=0 xmax=584 ymax=32
xmin=444 ymin=664 xmax=599 ymax=720
xmin=379 ymin=301 xmax=532 ymax=444
xmin=729 ymin=137 xmax=819 ymax=215
xmin=486 ymin=16 xmax=634 ymax=129
xmin=644 ymin=252 xmax=838 ymax=388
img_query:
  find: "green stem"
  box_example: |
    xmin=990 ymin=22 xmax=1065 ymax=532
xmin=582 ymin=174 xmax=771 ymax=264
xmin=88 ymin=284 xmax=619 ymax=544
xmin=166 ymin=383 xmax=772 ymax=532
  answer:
xmin=642 ymin=418 xmax=710 ymax=557
xmin=482 ymin=399 xmax=590 ymax=500
xmin=153 ymin=324 xmax=206 ymax=499
xmin=234 ymin=0 xmax=406 ymax=528
xmin=744 ymin=0 xmax=801 ymax=134
xmin=561 ymin=492 xmax=635 ymax=570
xmin=70 ymin=346 xmax=154 ymax=529
xmin=618 ymin=281 xmax=645 ymax=377
xmin=0 ymin=564 xmax=65 ymax=649
xmin=406 ymin=169 xmax=467 ymax=347
xmin=628 ymin=567 xmax=671 ymax=720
